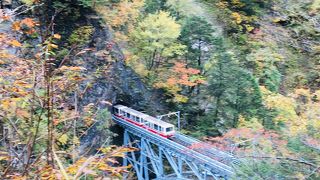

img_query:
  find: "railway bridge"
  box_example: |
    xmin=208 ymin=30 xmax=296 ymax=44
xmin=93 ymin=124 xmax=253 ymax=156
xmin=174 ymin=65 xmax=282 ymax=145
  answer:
xmin=112 ymin=115 xmax=240 ymax=180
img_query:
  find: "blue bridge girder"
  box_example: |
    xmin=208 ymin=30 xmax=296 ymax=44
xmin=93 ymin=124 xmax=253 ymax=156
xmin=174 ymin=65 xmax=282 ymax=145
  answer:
xmin=112 ymin=115 xmax=238 ymax=180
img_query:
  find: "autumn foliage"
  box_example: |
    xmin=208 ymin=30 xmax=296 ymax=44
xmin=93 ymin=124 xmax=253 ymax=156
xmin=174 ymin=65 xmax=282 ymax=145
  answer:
xmin=154 ymin=62 xmax=205 ymax=102
xmin=0 ymin=4 xmax=134 ymax=179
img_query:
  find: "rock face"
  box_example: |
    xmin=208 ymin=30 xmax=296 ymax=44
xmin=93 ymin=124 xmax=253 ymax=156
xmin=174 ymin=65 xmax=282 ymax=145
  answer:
xmin=70 ymin=11 xmax=168 ymax=150
xmin=79 ymin=17 xmax=167 ymax=113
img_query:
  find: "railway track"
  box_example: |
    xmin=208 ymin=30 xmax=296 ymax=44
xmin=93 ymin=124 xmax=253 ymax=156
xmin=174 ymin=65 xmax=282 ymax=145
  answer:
xmin=169 ymin=133 xmax=240 ymax=166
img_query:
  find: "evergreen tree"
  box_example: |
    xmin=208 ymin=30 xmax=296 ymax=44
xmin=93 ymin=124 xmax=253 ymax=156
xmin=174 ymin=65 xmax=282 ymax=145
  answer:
xmin=143 ymin=0 xmax=167 ymax=14
xmin=205 ymin=50 xmax=264 ymax=133
xmin=179 ymin=16 xmax=215 ymax=69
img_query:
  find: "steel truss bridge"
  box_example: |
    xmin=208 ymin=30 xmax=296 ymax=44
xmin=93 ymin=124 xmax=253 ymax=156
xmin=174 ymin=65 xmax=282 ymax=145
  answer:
xmin=112 ymin=115 xmax=239 ymax=180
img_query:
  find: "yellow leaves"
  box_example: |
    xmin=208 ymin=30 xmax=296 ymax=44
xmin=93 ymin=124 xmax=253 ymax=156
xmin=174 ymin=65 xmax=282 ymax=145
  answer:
xmin=262 ymin=87 xmax=320 ymax=136
xmin=0 ymin=52 xmax=15 ymax=59
xmin=65 ymin=146 xmax=135 ymax=178
xmin=260 ymin=86 xmax=302 ymax=135
xmin=59 ymin=66 xmax=86 ymax=72
xmin=272 ymin=17 xmax=283 ymax=23
xmin=244 ymin=24 xmax=254 ymax=32
xmin=58 ymin=134 xmax=69 ymax=145
xmin=173 ymin=94 xmax=188 ymax=103
xmin=53 ymin=34 xmax=61 ymax=39
xmin=0 ymin=99 xmax=12 ymax=110
xmin=9 ymin=40 xmax=22 ymax=47
xmin=0 ymin=151 xmax=10 ymax=161
xmin=48 ymin=43 xmax=58 ymax=50
xmin=231 ymin=12 xmax=242 ymax=24
xmin=96 ymin=0 xmax=144 ymax=29
xmin=73 ymin=136 xmax=80 ymax=145
xmin=216 ymin=1 xmax=228 ymax=9
xmin=238 ymin=115 xmax=263 ymax=130
xmin=0 ymin=98 xmax=23 ymax=110
xmin=310 ymin=0 xmax=320 ymax=12
xmin=12 ymin=21 xmax=21 ymax=31
xmin=231 ymin=0 xmax=245 ymax=8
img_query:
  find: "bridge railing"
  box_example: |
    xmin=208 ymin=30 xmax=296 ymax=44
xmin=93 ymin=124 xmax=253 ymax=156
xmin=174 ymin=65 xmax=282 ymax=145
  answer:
xmin=173 ymin=133 xmax=240 ymax=165
xmin=112 ymin=115 xmax=235 ymax=178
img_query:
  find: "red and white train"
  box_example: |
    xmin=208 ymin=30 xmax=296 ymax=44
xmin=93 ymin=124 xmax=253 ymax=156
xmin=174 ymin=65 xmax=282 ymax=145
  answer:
xmin=113 ymin=105 xmax=175 ymax=138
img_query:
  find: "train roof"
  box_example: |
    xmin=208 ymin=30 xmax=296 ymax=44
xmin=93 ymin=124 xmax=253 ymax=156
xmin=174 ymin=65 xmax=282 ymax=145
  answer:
xmin=114 ymin=105 xmax=174 ymax=128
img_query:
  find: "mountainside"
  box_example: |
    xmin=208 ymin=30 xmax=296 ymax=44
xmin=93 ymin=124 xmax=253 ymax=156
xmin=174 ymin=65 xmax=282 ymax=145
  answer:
xmin=0 ymin=0 xmax=319 ymax=179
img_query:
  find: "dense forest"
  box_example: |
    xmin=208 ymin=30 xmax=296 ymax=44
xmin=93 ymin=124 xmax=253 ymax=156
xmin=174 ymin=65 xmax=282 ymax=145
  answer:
xmin=0 ymin=0 xmax=319 ymax=179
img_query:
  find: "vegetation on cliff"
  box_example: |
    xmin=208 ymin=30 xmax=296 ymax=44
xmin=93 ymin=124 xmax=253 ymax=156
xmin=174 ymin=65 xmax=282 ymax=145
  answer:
xmin=0 ymin=0 xmax=319 ymax=179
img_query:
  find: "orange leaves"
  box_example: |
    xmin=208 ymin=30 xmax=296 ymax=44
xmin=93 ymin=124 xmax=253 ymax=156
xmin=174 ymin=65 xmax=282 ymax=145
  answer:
xmin=154 ymin=62 xmax=205 ymax=103
xmin=14 ymin=80 xmax=32 ymax=88
xmin=20 ymin=18 xmax=37 ymax=28
xmin=37 ymin=165 xmax=57 ymax=180
xmin=16 ymin=109 xmax=30 ymax=118
xmin=171 ymin=62 xmax=204 ymax=87
xmin=11 ymin=18 xmax=37 ymax=35
xmin=12 ymin=21 xmax=21 ymax=31
xmin=173 ymin=62 xmax=200 ymax=75
xmin=7 ymin=175 xmax=27 ymax=180
xmin=164 ymin=62 xmax=203 ymax=87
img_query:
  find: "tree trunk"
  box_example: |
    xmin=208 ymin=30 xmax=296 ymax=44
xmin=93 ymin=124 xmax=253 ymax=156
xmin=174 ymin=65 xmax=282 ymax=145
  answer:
xmin=148 ymin=49 xmax=157 ymax=70
xmin=198 ymin=39 xmax=202 ymax=67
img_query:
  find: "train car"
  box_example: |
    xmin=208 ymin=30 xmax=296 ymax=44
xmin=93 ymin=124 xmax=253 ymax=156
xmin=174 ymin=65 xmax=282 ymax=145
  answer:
xmin=113 ymin=105 xmax=175 ymax=138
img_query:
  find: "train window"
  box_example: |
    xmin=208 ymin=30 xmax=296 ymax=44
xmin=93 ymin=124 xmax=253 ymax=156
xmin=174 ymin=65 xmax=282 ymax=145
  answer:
xmin=136 ymin=117 xmax=141 ymax=123
xmin=120 ymin=110 xmax=125 ymax=115
xmin=113 ymin=107 xmax=119 ymax=114
xmin=154 ymin=124 xmax=159 ymax=131
xmin=159 ymin=126 xmax=163 ymax=132
xmin=145 ymin=122 xmax=150 ymax=127
xmin=132 ymin=116 xmax=139 ymax=122
xmin=166 ymin=127 xmax=173 ymax=132
xmin=126 ymin=113 xmax=130 ymax=118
